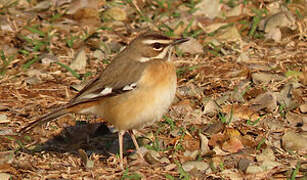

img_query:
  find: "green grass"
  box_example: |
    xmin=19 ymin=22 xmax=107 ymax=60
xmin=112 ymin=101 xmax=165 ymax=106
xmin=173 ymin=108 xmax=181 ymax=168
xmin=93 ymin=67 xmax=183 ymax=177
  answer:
xmin=121 ymin=168 xmax=142 ymax=180
xmin=22 ymin=55 xmax=40 ymax=70
xmin=218 ymin=107 xmax=233 ymax=125
xmin=66 ymin=35 xmax=79 ymax=48
xmin=175 ymin=160 xmax=190 ymax=180
xmin=289 ymin=161 xmax=300 ymax=180
xmin=25 ymin=26 xmax=46 ymax=37
xmin=165 ymin=174 xmax=175 ymax=180
xmin=246 ymin=116 xmax=262 ymax=126
xmin=278 ymin=104 xmax=287 ymax=118
xmin=163 ymin=115 xmax=176 ymax=130
xmin=256 ymin=137 xmax=266 ymax=150
xmin=0 ymin=50 xmax=15 ymax=76
xmin=249 ymin=8 xmax=267 ymax=38
xmin=2 ymin=136 xmax=25 ymax=151
xmin=55 ymin=62 xmax=81 ymax=79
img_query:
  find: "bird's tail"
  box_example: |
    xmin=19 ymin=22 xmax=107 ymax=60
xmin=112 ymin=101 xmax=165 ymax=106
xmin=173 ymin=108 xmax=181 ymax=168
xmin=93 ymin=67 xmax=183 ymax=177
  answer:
xmin=19 ymin=106 xmax=69 ymax=134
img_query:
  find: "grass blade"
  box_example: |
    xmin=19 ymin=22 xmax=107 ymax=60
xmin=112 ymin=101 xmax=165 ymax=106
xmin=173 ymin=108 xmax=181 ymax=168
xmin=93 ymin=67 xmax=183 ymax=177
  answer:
xmin=55 ymin=62 xmax=81 ymax=79
xmin=25 ymin=26 xmax=45 ymax=37
xmin=23 ymin=56 xmax=40 ymax=69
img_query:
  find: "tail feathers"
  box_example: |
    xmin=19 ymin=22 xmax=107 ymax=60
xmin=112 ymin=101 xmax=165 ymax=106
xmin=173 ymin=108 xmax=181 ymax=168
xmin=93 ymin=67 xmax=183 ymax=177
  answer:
xmin=19 ymin=107 xmax=69 ymax=134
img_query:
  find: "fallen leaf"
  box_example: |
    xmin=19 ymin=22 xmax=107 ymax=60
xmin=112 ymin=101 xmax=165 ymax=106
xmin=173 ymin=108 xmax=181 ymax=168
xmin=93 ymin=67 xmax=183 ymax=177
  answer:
xmin=193 ymin=0 xmax=222 ymax=19
xmin=222 ymin=104 xmax=260 ymax=121
xmin=103 ymin=7 xmax=127 ymax=21
xmin=182 ymin=161 xmax=209 ymax=172
xmin=144 ymin=150 xmax=161 ymax=165
xmin=256 ymin=147 xmax=275 ymax=162
xmin=221 ymin=169 xmax=243 ymax=179
xmin=237 ymin=52 xmax=250 ymax=63
xmin=209 ymin=133 xmax=226 ymax=147
xmin=286 ymin=112 xmax=304 ymax=127
xmin=182 ymin=135 xmax=200 ymax=151
xmin=28 ymin=0 xmax=51 ymax=12
xmin=203 ymin=99 xmax=219 ymax=117
xmin=70 ymin=48 xmax=87 ymax=72
xmin=0 ymin=114 xmax=9 ymax=123
xmin=66 ymin=0 xmax=101 ymax=29
xmin=199 ymin=133 xmax=210 ymax=154
xmin=282 ymin=131 xmax=307 ymax=154
xmin=199 ymin=22 xmax=227 ymax=34
xmin=183 ymin=150 xmax=199 ymax=161
xmin=215 ymin=26 xmax=242 ymax=42
xmin=177 ymin=38 xmax=203 ymax=54
xmin=256 ymin=147 xmax=281 ymax=171
xmin=222 ymin=137 xmax=244 ymax=153
xmin=224 ymin=4 xmax=248 ymax=17
xmin=248 ymin=92 xmax=277 ymax=113
xmin=260 ymin=159 xmax=281 ymax=171
xmin=0 ymin=151 xmax=14 ymax=165
xmin=238 ymin=158 xmax=251 ymax=172
xmin=259 ymin=11 xmax=297 ymax=42
xmin=299 ymin=103 xmax=307 ymax=113
xmin=246 ymin=165 xmax=264 ymax=174
xmin=0 ymin=173 xmax=11 ymax=180
xmin=251 ymin=72 xmax=285 ymax=84
xmin=275 ymin=83 xmax=299 ymax=110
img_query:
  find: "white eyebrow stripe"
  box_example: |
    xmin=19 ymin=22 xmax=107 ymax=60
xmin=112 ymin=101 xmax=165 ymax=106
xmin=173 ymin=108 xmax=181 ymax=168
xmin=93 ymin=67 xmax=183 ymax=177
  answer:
xmin=138 ymin=46 xmax=171 ymax=62
xmin=142 ymin=39 xmax=172 ymax=44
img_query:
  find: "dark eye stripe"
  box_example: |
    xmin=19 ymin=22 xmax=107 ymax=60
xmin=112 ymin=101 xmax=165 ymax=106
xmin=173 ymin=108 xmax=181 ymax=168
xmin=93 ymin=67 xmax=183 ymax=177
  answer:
xmin=152 ymin=43 xmax=167 ymax=50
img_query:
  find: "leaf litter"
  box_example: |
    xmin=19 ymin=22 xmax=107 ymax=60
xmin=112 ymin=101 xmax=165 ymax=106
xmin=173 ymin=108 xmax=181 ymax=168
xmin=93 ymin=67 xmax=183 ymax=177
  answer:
xmin=0 ymin=0 xmax=306 ymax=179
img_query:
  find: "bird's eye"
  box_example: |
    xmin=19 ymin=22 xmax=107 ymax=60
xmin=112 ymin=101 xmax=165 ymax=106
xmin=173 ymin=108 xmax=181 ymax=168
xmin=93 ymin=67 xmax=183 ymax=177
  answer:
xmin=152 ymin=43 xmax=163 ymax=51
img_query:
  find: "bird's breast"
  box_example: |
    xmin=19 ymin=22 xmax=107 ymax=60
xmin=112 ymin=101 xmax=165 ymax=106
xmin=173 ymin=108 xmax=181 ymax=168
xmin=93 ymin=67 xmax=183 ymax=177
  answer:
xmin=97 ymin=61 xmax=177 ymax=130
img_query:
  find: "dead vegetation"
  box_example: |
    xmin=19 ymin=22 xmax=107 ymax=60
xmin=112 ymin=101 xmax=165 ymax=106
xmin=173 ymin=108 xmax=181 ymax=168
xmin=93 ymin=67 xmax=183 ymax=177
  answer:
xmin=0 ymin=0 xmax=306 ymax=179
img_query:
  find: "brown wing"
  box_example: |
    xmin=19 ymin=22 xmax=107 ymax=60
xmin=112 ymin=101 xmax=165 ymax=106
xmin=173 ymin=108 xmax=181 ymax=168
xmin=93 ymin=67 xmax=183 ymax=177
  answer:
xmin=69 ymin=56 xmax=146 ymax=105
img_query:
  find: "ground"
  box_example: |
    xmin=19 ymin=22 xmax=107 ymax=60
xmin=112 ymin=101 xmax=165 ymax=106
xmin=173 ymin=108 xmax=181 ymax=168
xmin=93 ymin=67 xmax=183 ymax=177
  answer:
xmin=0 ymin=0 xmax=306 ymax=179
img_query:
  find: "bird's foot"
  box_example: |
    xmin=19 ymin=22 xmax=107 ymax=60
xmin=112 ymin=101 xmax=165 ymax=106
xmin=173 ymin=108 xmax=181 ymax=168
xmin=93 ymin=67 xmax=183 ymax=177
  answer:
xmin=118 ymin=157 xmax=127 ymax=170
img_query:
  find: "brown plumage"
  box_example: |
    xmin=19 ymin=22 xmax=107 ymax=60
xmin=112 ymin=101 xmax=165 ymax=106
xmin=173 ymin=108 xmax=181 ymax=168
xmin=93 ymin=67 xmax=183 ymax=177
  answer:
xmin=19 ymin=31 xmax=189 ymax=168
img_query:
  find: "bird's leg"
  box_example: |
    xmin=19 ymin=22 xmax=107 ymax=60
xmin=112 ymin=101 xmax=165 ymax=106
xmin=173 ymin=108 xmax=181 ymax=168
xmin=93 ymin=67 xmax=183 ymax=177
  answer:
xmin=128 ymin=130 xmax=140 ymax=151
xmin=128 ymin=130 xmax=144 ymax=160
xmin=118 ymin=130 xmax=126 ymax=169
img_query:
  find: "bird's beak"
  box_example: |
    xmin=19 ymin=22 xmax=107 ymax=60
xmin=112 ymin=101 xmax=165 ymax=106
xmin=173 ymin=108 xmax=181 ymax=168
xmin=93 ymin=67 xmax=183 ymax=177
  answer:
xmin=172 ymin=38 xmax=189 ymax=46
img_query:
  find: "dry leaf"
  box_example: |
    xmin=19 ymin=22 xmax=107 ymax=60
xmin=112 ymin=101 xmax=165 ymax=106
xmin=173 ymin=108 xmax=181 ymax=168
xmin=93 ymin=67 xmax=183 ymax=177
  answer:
xmin=177 ymin=38 xmax=203 ymax=54
xmin=103 ymin=7 xmax=127 ymax=21
xmin=199 ymin=133 xmax=210 ymax=154
xmin=248 ymin=92 xmax=277 ymax=113
xmin=194 ymin=0 xmax=222 ymax=19
xmin=182 ymin=161 xmax=209 ymax=172
xmin=282 ymin=131 xmax=307 ymax=154
xmin=0 ymin=173 xmax=11 ymax=180
xmin=251 ymin=72 xmax=285 ymax=84
xmin=222 ymin=104 xmax=260 ymax=121
xmin=222 ymin=137 xmax=244 ymax=153
xmin=0 ymin=114 xmax=9 ymax=123
xmin=70 ymin=48 xmax=87 ymax=72
xmin=259 ymin=11 xmax=297 ymax=42
xmin=215 ymin=26 xmax=242 ymax=42
xmin=300 ymin=103 xmax=307 ymax=113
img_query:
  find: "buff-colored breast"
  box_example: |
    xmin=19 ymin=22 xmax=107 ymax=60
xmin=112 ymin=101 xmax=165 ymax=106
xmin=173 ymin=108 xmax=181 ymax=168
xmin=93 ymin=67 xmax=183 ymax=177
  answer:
xmin=94 ymin=60 xmax=177 ymax=130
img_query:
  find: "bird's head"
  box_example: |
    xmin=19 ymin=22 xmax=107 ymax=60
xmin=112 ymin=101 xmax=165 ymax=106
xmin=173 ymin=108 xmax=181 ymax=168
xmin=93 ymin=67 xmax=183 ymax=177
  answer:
xmin=126 ymin=32 xmax=189 ymax=62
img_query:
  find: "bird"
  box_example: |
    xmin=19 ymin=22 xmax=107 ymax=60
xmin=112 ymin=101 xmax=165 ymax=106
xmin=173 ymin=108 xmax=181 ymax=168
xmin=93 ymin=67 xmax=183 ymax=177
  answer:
xmin=19 ymin=31 xmax=189 ymax=168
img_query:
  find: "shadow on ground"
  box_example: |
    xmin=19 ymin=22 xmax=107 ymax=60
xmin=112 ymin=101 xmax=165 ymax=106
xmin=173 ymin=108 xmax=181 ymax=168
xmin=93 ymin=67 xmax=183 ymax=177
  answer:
xmin=21 ymin=122 xmax=137 ymax=161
